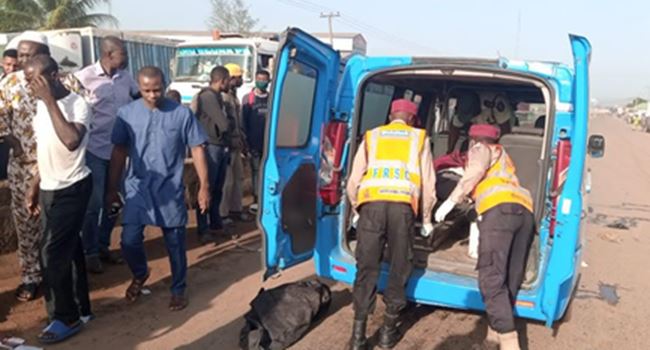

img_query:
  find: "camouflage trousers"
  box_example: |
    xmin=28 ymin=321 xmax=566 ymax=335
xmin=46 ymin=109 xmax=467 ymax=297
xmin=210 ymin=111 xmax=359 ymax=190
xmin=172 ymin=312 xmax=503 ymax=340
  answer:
xmin=8 ymin=159 xmax=42 ymax=285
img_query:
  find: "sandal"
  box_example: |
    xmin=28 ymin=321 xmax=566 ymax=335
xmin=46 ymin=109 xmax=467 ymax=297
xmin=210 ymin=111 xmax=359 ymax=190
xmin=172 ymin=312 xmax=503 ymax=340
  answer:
xmin=38 ymin=319 xmax=82 ymax=344
xmin=15 ymin=283 xmax=38 ymax=302
xmin=125 ymin=272 xmax=150 ymax=303
xmin=169 ymin=294 xmax=188 ymax=311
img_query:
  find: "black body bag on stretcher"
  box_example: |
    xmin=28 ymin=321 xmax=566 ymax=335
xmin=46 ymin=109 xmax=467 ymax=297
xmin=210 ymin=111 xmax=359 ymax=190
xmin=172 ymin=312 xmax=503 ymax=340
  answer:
xmin=412 ymin=170 xmax=477 ymax=252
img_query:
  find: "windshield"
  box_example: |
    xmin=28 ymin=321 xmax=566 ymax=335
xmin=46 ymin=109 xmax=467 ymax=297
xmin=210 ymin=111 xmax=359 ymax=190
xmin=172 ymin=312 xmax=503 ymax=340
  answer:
xmin=174 ymin=45 xmax=254 ymax=83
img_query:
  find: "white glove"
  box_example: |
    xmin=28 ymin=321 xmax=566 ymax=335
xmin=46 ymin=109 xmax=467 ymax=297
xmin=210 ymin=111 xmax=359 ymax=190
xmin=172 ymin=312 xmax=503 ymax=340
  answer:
xmin=351 ymin=213 xmax=360 ymax=229
xmin=468 ymin=221 xmax=479 ymax=259
xmin=420 ymin=223 xmax=434 ymax=237
xmin=434 ymin=200 xmax=456 ymax=223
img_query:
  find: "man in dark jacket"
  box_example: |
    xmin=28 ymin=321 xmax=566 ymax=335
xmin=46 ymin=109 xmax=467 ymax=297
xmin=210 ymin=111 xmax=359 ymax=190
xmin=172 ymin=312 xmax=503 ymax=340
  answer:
xmin=193 ymin=66 xmax=232 ymax=244
xmin=242 ymin=69 xmax=270 ymax=209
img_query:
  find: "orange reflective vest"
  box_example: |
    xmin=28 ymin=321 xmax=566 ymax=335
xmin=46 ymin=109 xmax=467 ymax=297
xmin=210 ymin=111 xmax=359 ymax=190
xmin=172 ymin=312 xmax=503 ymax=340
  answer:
xmin=472 ymin=145 xmax=533 ymax=215
xmin=357 ymin=122 xmax=426 ymax=214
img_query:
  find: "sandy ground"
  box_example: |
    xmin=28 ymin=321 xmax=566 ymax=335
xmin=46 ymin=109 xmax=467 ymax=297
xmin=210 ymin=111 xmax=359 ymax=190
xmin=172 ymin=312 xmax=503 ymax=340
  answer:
xmin=1 ymin=115 xmax=649 ymax=350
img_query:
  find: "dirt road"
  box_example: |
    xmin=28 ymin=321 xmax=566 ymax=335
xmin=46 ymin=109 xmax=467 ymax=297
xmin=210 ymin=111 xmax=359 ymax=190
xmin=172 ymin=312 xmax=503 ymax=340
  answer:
xmin=1 ymin=115 xmax=648 ymax=349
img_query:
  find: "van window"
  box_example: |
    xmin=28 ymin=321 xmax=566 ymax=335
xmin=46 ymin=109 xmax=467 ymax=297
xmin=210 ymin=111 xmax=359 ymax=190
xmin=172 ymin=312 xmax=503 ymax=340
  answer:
xmin=515 ymin=102 xmax=546 ymax=128
xmin=276 ymin=61 xmax=317 ymax=147
xmin=359 ymin=83 xmax=395 ymax=135
xmin=259 ymin=54 xmax=273 ymax=71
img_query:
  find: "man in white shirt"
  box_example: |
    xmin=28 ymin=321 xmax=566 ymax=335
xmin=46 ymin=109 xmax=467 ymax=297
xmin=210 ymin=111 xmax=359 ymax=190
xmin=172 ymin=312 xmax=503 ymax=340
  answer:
xmin=25 ymin=55 xmax=93 ymax=344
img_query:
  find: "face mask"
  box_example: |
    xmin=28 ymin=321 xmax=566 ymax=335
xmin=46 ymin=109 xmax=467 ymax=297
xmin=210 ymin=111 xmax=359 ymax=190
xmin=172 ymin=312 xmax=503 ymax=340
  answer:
xmin=255 ymin=81 xmax=269 ymax=91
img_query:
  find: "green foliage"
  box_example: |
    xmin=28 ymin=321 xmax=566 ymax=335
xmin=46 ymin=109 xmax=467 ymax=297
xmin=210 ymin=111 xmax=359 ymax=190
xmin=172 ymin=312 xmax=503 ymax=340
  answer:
xmin=0 ymin=0 xmax=118 ymax=32
xmin=207 ymin=0 xmax=259 ymax=35
xmin=627 ymin=97 xmax=648 ymax=108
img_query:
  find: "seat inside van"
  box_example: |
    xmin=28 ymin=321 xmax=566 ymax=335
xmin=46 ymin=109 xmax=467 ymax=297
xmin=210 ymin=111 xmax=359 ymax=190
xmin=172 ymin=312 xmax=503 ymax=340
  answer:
xmin=345 ymin=68 xmax=549 ymax=285
xmin=500 ymin=129 xmax=544 ymax=202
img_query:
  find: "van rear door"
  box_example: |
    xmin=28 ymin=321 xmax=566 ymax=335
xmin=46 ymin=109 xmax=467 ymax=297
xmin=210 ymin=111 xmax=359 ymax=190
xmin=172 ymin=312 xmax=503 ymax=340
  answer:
xmin=259 ymin=28 xmax=340 ymax=279
xmin=540 ymin=34 xmax=592 ymax=326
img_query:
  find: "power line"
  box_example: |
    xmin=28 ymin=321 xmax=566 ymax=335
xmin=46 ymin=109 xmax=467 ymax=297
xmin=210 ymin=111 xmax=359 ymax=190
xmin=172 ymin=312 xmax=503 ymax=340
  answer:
xmin=273 ymin=0 xmax=438 ymax=54
xmin=275 ymin=0 xmax=320 ymax=14
xmin=293 ymin=0 xmax=439 ymax=53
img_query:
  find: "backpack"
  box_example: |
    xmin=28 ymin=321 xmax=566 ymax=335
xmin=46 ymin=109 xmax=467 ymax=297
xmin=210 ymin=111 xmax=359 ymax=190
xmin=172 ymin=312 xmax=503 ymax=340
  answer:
xmin=239 ymin=280 xmax=332 ymax=350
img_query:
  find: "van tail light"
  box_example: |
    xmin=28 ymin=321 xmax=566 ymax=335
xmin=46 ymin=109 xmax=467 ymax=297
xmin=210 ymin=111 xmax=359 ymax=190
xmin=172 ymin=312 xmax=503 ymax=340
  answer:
xmin=319 ymin=121 xmax=347 ymax=206
xmin=549 ymin=137 xmax=571 ymax=237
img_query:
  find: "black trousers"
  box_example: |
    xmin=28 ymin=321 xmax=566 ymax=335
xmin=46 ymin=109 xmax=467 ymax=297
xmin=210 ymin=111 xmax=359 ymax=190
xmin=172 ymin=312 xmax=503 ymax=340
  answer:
xmin=477 ymin=203 xmax=534 ymax=333
xmin=40 ymin=176 xmax=92 ymax=324
xmin=353 ymin=202 xmax=414 ymax=320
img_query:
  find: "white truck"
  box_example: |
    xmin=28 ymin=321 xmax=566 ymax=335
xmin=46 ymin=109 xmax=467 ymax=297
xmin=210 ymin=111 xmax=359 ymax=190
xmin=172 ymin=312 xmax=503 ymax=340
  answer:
xmin=169 ymin=36 xmax=278 ymax=104
xmin=167 ymin=31 xmax=367 ymax=104
xmin=0 ymin=27 xmax=179 ymax=79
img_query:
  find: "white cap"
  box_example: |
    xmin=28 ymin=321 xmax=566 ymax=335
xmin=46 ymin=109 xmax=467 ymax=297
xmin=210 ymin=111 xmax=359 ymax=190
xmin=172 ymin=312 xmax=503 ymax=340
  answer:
xmin=18 ymin=31 xmax=48 ymax=46
xmin=5 ymin=35 xmax=21 ymax=50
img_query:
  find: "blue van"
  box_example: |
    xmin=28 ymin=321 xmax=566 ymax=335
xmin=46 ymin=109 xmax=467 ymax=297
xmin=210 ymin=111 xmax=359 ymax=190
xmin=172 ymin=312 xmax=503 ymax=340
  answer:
xmin=259 ymin=27 xmax=601 ymax=327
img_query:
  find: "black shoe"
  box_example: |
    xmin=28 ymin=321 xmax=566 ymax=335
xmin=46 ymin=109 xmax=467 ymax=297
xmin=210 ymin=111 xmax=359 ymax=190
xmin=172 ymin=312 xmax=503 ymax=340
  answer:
xmin=221 ymin=217 xmax=235 ymax=227
xmin=349 ymin=319 xmax=368 ymax=350
xmin=99 ymin=250 xmax=124 ymax=265
xmin=378 ymin=313 xmax=401 ymax=349
xmin=231 ymin=211 xmax=254 ymax=222
xmin=199 ymin=232 xmax=218 ymax=245
xmin=86 ymin=255 xmax=104 ymax=274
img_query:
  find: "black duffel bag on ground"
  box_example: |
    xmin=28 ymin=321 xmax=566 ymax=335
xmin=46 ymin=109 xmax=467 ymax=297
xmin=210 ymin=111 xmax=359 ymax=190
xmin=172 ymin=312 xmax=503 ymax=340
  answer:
xmin=239 ymin=280 xmax=332 ymax=350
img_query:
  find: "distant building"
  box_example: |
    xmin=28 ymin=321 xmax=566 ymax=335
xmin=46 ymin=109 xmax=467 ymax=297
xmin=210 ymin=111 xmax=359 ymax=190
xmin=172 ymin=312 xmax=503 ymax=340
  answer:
xmin=311 ymin=32 xmax=367 ymax=57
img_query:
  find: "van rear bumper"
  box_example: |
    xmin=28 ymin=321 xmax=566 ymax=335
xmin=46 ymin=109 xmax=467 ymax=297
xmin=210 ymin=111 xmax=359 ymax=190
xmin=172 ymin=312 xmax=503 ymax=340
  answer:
xmin=315 ymin=247 xmax=555 ymax=324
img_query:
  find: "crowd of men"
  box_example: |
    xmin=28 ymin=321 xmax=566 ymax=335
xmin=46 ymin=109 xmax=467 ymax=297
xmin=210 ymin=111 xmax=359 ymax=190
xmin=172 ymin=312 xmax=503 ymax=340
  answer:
xmin=0 ymin=31 xmax=269 ymax=344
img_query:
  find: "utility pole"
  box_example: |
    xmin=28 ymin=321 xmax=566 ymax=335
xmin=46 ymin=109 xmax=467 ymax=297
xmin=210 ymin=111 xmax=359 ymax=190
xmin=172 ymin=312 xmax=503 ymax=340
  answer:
xmin=514 ymin=10 xmax=522 ymax=58
xmin=320 ymin=11 xmax=340 ymax=46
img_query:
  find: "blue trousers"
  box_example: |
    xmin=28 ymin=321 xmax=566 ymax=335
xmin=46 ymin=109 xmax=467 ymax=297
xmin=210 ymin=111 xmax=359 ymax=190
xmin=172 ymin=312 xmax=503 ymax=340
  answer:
xmin=81 ymin=152 xmax=117 ymax=256
xmin=121 ymin=224 xmax=187 ymax=296
xmin=196 ymin=144 xmax=230 ymax=235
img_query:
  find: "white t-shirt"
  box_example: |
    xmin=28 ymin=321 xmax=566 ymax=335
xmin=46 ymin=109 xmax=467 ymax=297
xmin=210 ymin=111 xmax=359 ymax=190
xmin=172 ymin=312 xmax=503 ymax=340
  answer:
xmin=34 ymin=92 xmax=92 ymax=191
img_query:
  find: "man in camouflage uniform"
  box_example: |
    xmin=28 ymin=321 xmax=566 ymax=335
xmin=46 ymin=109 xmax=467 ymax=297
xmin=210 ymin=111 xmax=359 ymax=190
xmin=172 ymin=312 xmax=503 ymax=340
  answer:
xmin=0 ymin=32 xmax=51 ymax=301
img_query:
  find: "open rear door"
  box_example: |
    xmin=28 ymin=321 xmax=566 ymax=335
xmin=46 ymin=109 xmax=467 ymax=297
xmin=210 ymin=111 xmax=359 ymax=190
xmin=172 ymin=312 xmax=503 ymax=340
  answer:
xmin=541 ymin=34 xmax=591 ymax=326
xmin=259 ymin=28 xmax=340 ymax=279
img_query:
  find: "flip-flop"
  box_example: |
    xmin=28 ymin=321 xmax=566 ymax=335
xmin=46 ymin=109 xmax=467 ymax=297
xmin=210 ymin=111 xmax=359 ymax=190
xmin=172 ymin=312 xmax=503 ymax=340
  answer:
xmin=38 ymin=319 xmax=82 ymax=344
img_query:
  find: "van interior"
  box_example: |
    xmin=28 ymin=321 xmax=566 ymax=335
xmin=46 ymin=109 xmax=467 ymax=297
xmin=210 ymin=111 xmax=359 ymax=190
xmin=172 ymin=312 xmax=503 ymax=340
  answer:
xmin=345 ymin=66 xmax=551 ymax=287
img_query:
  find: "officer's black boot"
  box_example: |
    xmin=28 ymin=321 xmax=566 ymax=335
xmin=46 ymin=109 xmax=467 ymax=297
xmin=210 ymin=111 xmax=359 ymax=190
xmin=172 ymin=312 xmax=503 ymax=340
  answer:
xmin=378 ymin=313 xmax=401 ymax=349
xmin=349 ymin=319 xmax=368 ymax=350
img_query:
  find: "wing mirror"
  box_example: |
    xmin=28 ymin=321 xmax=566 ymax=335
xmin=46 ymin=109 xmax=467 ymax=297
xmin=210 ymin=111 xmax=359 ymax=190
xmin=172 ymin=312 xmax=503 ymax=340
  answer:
xmin=588 ymin=134 xmax=605 ymax=158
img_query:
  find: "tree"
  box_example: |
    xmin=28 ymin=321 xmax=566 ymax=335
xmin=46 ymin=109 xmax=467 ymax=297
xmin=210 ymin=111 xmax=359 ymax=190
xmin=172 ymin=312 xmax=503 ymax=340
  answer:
xmin=627 ymin=97 xmax=648 ymax=108
xmin=0 ymin=0 xmax=118 ymax=32
xmin=207 ymin=0 xmax=259 ymax=35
